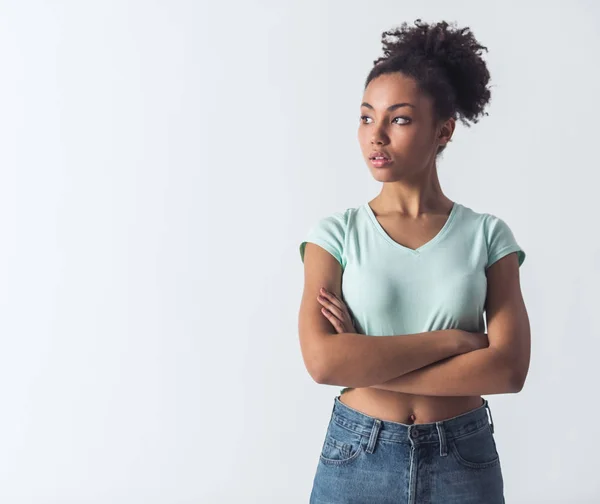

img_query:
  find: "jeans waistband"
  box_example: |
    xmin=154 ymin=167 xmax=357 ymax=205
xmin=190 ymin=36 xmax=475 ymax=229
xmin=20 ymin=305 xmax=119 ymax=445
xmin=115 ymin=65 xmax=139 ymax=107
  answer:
xmin=331 ymin=395 xmax=495 ymax=450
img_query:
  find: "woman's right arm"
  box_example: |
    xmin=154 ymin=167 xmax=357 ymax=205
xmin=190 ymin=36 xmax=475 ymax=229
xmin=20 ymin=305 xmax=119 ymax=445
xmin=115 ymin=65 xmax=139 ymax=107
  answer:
xmin=299 ymin=243 xmax=485 ymax=387
xmin=310 ymin=329 xmax=485 ymax=388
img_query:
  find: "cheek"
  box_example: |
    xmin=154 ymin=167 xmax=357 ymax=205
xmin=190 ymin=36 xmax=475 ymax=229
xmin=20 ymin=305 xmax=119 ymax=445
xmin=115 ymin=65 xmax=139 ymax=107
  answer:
xmin=393 ymin=126 xmax=422 ymax=143
xmin=393 ymin=129 xmax=433 ymax=156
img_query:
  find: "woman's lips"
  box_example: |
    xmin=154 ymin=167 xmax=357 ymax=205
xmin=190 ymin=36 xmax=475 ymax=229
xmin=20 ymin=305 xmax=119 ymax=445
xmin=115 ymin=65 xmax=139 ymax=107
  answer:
xmin=370 ymin=157 xmax=392 ymax=167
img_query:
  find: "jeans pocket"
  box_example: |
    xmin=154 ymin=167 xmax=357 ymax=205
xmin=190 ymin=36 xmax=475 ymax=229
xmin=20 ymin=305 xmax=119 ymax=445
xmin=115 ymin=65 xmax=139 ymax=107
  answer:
xmin=449 ymin=423 xmax=500 ymax=469
xmin=319 ymin=415 xmax=365 ymax=466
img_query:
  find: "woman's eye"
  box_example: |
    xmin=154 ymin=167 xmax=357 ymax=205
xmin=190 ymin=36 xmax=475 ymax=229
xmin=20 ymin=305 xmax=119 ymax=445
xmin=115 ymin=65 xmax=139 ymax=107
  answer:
xmin=359 ymin=115 xmax=411 ymax=125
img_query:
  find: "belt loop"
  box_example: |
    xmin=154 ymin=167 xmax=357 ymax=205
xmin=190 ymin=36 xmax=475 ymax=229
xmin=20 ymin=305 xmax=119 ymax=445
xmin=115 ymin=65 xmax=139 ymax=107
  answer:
xmin=435 ymin=421 xmax=448 ymax=457
xmin=366 ymin=418 xmax=381 ymax=454
xmin=484 ymin=399 xmax=495 ymax=434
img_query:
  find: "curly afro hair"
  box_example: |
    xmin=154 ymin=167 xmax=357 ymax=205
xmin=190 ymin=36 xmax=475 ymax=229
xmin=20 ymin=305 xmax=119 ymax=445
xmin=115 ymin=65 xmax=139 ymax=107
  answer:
xmin=365 ymin=19 xmax=492 ymax=155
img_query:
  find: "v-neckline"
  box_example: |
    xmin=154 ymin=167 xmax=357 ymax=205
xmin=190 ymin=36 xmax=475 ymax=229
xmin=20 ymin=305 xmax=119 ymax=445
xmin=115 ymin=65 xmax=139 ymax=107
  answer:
xmin=364 ymin=201 xmax=460 ymax=255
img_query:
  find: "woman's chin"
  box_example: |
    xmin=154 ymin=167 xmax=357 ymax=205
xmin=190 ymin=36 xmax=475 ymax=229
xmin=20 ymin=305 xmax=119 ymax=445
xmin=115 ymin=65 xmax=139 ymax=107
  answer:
xmin=370 ymin=168 xmax=400 ymax=180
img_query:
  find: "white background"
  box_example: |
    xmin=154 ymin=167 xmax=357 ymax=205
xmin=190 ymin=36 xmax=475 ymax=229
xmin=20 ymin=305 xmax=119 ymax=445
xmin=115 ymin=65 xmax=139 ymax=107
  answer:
xmin=1 ymin=1 xmax=599 ymax=502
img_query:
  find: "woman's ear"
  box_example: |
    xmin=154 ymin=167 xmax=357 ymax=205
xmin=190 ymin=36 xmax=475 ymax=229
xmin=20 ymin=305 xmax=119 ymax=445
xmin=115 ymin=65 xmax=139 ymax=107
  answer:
xmin=438 ymin=116 xmax=456 ymax=147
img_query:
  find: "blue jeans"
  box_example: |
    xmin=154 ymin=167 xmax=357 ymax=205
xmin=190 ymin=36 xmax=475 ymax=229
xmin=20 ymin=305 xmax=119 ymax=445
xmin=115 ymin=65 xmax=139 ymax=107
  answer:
xmin=310 ymin=395 xmax=504 ymax=503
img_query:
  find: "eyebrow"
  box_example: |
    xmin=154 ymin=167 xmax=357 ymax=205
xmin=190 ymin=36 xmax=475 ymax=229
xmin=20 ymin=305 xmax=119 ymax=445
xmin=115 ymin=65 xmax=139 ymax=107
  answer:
xmin=361 ymin=102 xmax=416 ymax=111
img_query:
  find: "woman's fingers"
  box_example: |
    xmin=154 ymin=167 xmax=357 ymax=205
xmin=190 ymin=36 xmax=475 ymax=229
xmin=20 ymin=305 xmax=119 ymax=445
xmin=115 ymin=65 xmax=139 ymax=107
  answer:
xmin=319 ymin=289 xmax=343 ymax=311
xmin=317 ymin=294 xmax=345 ymax=320
xmin=321 ymin=307 xmax=344 ymax=332
xmin=317 ymin=289 xmax=356 ymax=333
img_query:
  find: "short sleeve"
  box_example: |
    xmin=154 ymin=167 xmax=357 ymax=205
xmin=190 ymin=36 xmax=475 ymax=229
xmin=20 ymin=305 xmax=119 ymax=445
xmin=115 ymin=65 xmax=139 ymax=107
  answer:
xmin=485 ymin=214 xmax=526 ymax=269
xmin=299 ymin=211 xmax=347 ymax=268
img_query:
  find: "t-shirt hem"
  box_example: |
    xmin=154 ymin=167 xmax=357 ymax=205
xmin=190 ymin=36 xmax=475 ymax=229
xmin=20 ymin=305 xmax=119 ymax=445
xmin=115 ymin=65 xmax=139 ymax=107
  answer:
xmin=300 ymin=239 xmax=343 ymax=268
xmin=487 ymin=245 xmax=524 ymax=269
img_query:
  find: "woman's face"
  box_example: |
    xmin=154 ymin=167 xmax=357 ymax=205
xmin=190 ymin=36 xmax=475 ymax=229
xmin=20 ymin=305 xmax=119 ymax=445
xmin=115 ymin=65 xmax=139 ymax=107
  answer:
xmin=358 ymin=72 xmax=450 ymax=181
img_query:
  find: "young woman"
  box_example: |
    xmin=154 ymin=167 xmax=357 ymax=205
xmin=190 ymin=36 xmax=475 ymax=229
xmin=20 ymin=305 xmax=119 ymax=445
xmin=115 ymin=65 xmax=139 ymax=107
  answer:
xmin=298 ymin=19 xmax=530 ymax=503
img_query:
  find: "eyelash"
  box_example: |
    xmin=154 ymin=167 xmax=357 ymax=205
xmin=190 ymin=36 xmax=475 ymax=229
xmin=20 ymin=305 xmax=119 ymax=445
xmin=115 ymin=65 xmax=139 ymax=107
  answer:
xmin=360 ymin=115 xmax=411 ymax=125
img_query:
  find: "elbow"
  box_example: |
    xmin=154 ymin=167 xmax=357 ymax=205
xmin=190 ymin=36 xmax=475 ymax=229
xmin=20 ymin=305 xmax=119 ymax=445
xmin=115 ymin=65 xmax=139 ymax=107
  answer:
xmin=305 ymin=361 xmax=324 ymax=384
xmin=313 ymin=359 xmax=335 ymax=385
xmin=510 ymin=357 xmax=530 ymax=393
xmin=495 ymin=349 xmax=528 ymax=393
xmin=312 ymin=367 xmax=333 ymax=386
xmin=305 ymin=351 xmax=332 ymax=385
xmin=308 ymin=363 xmax=327 ymax=384
xmin=305 ymin=337 xmax=341 ymax=385
xmin=508 ymin=367 xmax=527 ymax=393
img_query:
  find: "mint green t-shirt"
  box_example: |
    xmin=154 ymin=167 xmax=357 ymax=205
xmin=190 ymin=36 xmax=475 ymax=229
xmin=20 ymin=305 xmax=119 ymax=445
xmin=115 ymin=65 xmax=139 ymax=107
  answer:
xmin=299 ymin=201 xmax=526 ymax=395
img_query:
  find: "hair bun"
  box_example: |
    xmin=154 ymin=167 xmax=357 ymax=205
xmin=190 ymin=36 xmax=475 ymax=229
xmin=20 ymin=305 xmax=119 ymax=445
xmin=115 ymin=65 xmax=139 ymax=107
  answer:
xmin=367 ymin=18 xmax=492 ymax=140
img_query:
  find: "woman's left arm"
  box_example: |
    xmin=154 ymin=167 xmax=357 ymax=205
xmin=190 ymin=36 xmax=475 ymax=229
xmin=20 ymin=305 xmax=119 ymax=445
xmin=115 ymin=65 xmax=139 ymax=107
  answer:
xmin=368 ymin=251 xmax=531 ymax=396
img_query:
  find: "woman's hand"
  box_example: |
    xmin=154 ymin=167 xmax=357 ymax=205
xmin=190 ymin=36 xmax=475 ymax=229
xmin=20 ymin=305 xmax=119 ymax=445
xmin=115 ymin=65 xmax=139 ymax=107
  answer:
xmin=316 ymin=287 xmax=357 ymax=334
xmin=456 ymin=330 xmax=489 ymax=352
